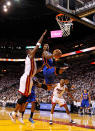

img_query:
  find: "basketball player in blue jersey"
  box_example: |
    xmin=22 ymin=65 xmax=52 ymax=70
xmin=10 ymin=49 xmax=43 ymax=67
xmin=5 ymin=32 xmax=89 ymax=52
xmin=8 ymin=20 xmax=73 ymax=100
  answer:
xmin=80 ymin=89 xmax=91 ymax=115
xmin=42 ymin=44 xmax=56 ymax=85
xmin=38 ymin=44 xmax=67 ymax=90
xmin=21 ymin=85 xmax=36 ymax=123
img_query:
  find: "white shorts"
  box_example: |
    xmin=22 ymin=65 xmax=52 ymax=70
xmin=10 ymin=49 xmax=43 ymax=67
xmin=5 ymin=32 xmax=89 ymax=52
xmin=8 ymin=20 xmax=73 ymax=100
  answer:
xmin=52 ymin=95 xmax=66 ymax=107
xmin=19 ymin=74 xmax=33 ymax=96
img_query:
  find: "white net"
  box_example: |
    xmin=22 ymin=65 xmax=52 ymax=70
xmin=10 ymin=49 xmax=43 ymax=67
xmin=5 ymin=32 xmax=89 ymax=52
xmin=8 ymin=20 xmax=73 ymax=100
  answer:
xmin=56 ymin=14 xmax=73 ymax=37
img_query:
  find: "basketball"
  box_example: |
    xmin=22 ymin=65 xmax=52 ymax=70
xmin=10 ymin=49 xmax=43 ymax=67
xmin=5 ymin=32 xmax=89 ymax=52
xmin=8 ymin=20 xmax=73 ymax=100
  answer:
xmin=53 ymin=49 xmax=62 ymax=58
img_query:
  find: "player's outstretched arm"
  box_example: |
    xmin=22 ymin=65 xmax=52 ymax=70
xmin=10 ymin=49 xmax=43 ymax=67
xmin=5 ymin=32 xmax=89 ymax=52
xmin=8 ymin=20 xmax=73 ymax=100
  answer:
xmin=43 ymin=50 xmax=61 ymax=59
xmin=43 ymin=51 xmax=54 ymax=59
xmin=29 ymin=30 xmax=47 ymax=58
xmin=66 ymin=88 xmax=77 ymax=102
xmin=36 ymin=64 xmax=45 ymax=74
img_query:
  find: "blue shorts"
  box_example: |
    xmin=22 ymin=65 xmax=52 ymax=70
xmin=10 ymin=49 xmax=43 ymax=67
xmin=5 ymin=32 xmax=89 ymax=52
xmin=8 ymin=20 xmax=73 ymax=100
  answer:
xmin=26 ymin=93 xmax=36 ymax=103
xmin=81 ymin=100 xmax=90 ymax=108
xmin=43 ymin=67 xmax=56 ymax=84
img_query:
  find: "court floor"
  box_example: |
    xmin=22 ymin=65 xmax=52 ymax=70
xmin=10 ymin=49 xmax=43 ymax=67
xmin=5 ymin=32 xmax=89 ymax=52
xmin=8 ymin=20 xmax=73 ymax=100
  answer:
xmin=0 ymin=107 xmax=95 ymax=131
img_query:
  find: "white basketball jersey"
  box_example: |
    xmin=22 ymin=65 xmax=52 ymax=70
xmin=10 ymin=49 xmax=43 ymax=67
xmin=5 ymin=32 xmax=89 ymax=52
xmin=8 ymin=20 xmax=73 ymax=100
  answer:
xmin=53 ymin=83 xmax=67 ymax=98
xmin=24 ymin=55 xmax=37 ymax=77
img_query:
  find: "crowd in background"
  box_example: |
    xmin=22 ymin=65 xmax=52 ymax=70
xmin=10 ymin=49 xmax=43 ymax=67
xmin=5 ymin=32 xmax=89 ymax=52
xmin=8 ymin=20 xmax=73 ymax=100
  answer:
xmin=0 ymin=62 xmax=95 ymax=108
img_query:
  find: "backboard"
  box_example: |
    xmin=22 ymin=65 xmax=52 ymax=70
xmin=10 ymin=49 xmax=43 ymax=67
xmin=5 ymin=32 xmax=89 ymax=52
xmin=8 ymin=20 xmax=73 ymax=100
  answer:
xmin=46 ymin=0 xmax=95 ymax=29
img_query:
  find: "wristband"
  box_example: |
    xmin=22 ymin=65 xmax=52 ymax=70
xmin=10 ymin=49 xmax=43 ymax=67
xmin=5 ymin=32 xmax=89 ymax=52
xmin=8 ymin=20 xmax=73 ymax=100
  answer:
xmin=36 ymin=42 xmax=41 ymax=46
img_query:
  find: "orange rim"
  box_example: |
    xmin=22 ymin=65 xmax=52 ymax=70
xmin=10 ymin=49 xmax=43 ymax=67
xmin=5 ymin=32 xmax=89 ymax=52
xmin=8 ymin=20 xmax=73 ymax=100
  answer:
xmin=56 ymin=13 xmax=73 ymax=23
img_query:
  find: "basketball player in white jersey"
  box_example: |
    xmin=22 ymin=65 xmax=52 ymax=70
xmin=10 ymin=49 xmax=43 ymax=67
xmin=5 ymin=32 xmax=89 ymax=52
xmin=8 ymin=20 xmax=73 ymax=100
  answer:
xmin=49 ymin=79 xmax=76 ymax=125
xmin=9 ymin=30 xmax=47 ymax=123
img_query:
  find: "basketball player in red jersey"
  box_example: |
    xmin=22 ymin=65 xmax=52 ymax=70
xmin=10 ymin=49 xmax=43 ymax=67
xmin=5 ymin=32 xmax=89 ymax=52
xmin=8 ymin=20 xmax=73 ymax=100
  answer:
xmin=9 ymin=30 xmax=47 ymax=123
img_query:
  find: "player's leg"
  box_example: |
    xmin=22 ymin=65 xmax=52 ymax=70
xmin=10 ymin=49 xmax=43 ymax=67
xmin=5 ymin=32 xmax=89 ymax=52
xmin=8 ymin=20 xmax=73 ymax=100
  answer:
xmin=17 ymin=102 xmax=28 ymax=123
xmin=21 ymin=102 xmax=28 ymax=119
xmin=43 ymin=67 xmax=56 ymax=84
xmin=9 ymin=74 xmax=29 ymax=122
xmin=93 ymin=106 xmax=95 ymax=114
xmin=86 ymin=101 xmax=91 ymax=116
xmin=88 ymin=107 xmax=91 ymax=116
xmin=49 ymin=103 xmax=56 ymax=125
xmin=47 ymin=67 xmax=66 ymax=77
xmin=21 ymin=94 xmax=32 ymax=119
xmin=9 ymin=95 xmax=28 ymax=123
xmin=17 ymin=103 xmax=27 ymax=124
xmin=80 ymin=100 xmax=85 ymax=115
xmin=33 ymin=79 xmax=48 ymax=90
xmin=80 ymin=107 xmax=83 ymax=115
xmin=43 ymin=67 xmax=65 ymax=84
xmin=58 ymin=98 xmax=76 ymax=124
xmin=32 ymin=76 xmax=48 ymax=90
xmin=56 ymin=66 xmax=68 ymax=75
xmin=29 ymin=102 xmax=36 ymax=123
xmin=49 ymin=95 xmax=56 ymax=124
xmin=63 ymin=104 xmax=76 ymax=124
xmin=42 ymin=67 xmax=57 ymax=90
xmin=33 ymin=69 xmax=55 ymax=90
xmin=27 ymin=93 xmax=36 ymax=124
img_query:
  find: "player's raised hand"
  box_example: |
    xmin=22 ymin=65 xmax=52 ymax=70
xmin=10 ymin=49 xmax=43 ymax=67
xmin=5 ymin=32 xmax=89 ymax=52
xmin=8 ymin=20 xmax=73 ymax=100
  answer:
xmin=43 ymin=29 xmax=47 ymax=36
xmin=37 ymin=29 xmax=47 ymax=45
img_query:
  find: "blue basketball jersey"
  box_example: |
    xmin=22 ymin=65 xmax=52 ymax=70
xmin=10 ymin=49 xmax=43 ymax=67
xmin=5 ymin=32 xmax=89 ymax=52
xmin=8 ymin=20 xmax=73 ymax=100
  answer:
xmin=43 ymin=52 xmax=53 ymax=69
xmin=81 ymin=92 xmax=89 ymax=108
xmin=42 ymin=51 xmax=56 ymax=85
xmin=82 ymin=93 xmax=89 ymax=100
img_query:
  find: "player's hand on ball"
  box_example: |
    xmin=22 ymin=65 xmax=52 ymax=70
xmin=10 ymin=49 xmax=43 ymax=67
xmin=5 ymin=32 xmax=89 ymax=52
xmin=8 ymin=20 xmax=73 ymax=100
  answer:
xmin=53 ymin=49 xmax=62 ymax=58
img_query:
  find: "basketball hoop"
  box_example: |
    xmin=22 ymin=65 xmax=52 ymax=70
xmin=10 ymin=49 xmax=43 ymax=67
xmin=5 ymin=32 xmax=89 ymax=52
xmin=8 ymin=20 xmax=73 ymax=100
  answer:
xmin=56 ymin=14 xmax=73 ymax=37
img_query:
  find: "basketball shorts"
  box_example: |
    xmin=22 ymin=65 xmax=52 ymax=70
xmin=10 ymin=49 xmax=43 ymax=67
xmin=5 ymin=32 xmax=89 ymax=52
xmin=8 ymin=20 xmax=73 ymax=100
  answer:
xmin=19 ymin=74 xmax=33 ymax=97
xmin=43 ymin=67 xmax=56 ymax=84
xmin=81 ymin=100 xmax=90 ymax=108
xmin=17 ymin=95 xmax=29 ymax=105
xmin=26 ymin=93 xmax=36 ymax=103
xmin=51 ymin=95 xmax=66 ymax=107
